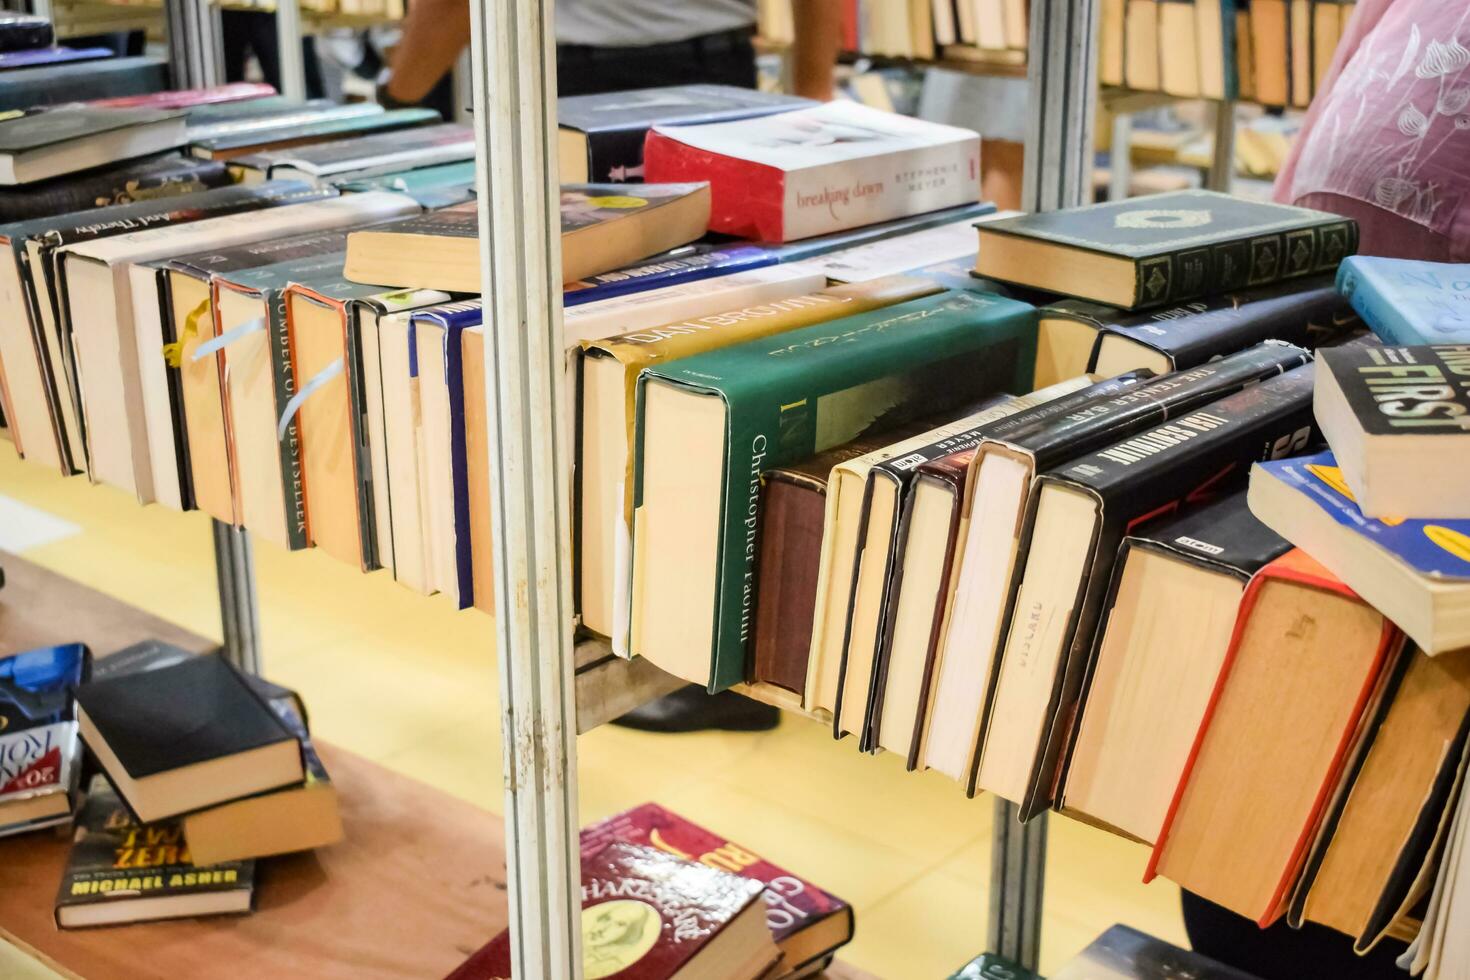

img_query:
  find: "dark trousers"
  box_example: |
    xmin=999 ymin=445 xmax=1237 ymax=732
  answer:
xmin=221 ymin=10 xmax=326 ymax=100
xmin=555 ymin=28 xmax=757 ymax=98
xmin=1180 ymin=890 xmax=1409 ymax=980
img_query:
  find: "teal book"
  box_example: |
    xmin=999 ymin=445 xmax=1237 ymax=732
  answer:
xmin=1337 ymin=256 xmax=1470 ymax=344
xmin=332 ymin=159 xmax=476 ymax=208
xmin=629 ymin=289 xmax=1038 ymax=691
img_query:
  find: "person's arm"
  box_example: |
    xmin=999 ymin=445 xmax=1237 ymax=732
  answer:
xmin=790 ymin=0 xmax=841 ymax=101
xmin=383 ymin=0 xmax=470 ymax=105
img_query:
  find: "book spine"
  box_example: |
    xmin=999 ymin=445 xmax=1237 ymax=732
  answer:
xmin=1337 ymin=261 xmax=1427 ymax=344
xmin=0 ymin=160 xmax=231 ymax=225
xmin=268 ymin=288 xmax=309 ymax=550
xmin=445 ymin=325 xmax=475 ymax=608
xmin=563 ymin=248 xmax=776 ymax=306
xmin=1144 ymin=219 xmax=1356 ymax=308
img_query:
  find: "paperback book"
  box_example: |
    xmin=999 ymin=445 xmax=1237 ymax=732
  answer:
xmin=0 ymin=642 xmax=89 ymax=837
xmin=1337 ymin=257 xmax=1470 ymax=345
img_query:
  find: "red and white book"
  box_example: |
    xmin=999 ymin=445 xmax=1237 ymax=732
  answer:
xmin=642 ymin=100 xmax=980 ymax=243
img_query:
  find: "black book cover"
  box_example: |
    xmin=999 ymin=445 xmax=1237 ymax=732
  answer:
xmin=0 ymin=57 xmax=168 ymax=112
xmin=988 ymin=341 xmax=1311 ymax=468
xmin=1321 ymin=344 xmax=1470 ymax=437
xmin=0 ymin=106 xmax=182 ymax=154
xmin=0 ymin=15 xmax=52 ymax=52
xmin=54 ymin=777 xmax=255 ymax=927
xmin=558 ymin=84 xmax=811 ymax=182
xmin=980 ymin=190 xmax=1357 ymax=308
xmin=999 ymin=363 xmax=1318 ymax=817
xmin=0 ymin=154 xmax=231 ymax=224
xmin=856 ymin=371 xmax=1156 ymax=751
xmin=162 ymin=223 xmax=358 ymax=279
xmin=92 ymin=640 xmax=308 ymax=729
xmin=1041 ymin=275 xmax=1359 ymax=369
xmin=75 ymin=652 xmax=297 ymax=781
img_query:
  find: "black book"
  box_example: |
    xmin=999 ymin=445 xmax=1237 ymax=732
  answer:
xmin=54 ymin=776 xmax=255 ymax=929
xmin=975 ymin=189 xmax=1358 ymax=309
xmin=0 ymin=153 xmax=230 ymax=224
xmin=0 ymin=57 xmax=168 ymax=112
xmin=1038 ymin=275 xmax=1360 ymax=375
xmin=1058 ymin=491 xmax=1292 ymax=841
xmin=75 ymin=652 xmax=305 ymax=824
xmin=976 ymin=363 xmax=1318 ymax=817
xmin=1050 ymin=924 xmax=1258 ymax=980
xmin=846 ymin=371 xmax=1156 ymax=755
xmin=93 ymin=640 xmax=307 ymax=726
xmin=0 ymin=14 xmax=52 ymax=52
xmin=557 ymin=84 xmax=811 ymax=183
xmin=0 ymin=107 xmax=186 ymax=185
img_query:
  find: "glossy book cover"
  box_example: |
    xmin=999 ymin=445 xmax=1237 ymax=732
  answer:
xmin=1338 ymin=256 xmax=1470 ymax=345
xmin=0 ymin=642 xmax=88 ymax=835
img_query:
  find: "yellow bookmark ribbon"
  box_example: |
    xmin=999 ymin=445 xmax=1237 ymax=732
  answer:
xmin=162 ymin=298 xmax=213 ymax=369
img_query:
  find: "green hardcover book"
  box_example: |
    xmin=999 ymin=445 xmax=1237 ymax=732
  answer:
xmin=630 ymin=289 xmax=1038 ymax=691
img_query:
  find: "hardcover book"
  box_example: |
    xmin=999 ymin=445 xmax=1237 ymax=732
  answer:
xmin=1145 ymin=549 xmax=1402 ymax=925
xmin=1061 ymin=491 xmax=1291 ymax=843
xmin=581 ymin=803 xmax=855 ymax=973
xmin=630 ymin=288 xmax=1037 ymax=690
xmin=0 ymin=153 xmax=231 ymax=224
xmin=562 ymin=244 xmax=779 ymax=308
xmin=0 ymin=15 xmax=52 ymax=51
xmin=0 ymin=642 xmax=89 ymax=837
xmin=333 ymin=158 xmax=477 ymax=208
xmin=0 ymin=107 xmax=185 ymax=184
xmin=54 ymin=777 xmax=255 ymax=928
xmin=643 ymin=99 xmax=981 ymax=242
xmin=1315 ymin=344 xmax=1470 ymax=518
xmin=766 ymin=200 xmax=997 ymax=264
xmin=1337 ymin=256 xmax=1470 ymax=345
xmin=580 ymin=276 xmax=940 ymax=645
xmin=975 ymin=189 xmax=1357 ymax=309
xmin=1247 ymin=451 xmax=1470 ymax=655
xmin=927 ymin=343 xmax=1309 ymax=786
xmin=184 ymin=98 xmax=377 ymax=140
xmin=0 ymin=57 xmax=168 ymax=112
xmin=557 ymin=83 xmax=812 ymax=183
xmin=229 ymin=120 xmax=471 ymax=183
xmin=446 ymin=842 xmax=778 ymax=980
xmin=75 ymin=652 xmax=305 ymax=823
xmin=190 ymin=106 xmax=440 ymax=161
xmin=344 ymin=184 xmax=711 ymax=292
xmin=977 ymin=363 xmax=1318 ymax=817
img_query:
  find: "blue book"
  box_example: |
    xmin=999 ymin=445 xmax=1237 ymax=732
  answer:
xmin=1337 ymin=256 xmax=1470 ymax=344
xmin=1249 ymin=450 xmax=1470 ymax=654
xmin=768 ymin=201 xmax=999 ymax=263
xmin=0 ymin=47 xmax=113 ymax=71
xmin=561 ymin=244 xmax=776 ymax=307
xmin=413 ymin=300 xmax=484 ymax=609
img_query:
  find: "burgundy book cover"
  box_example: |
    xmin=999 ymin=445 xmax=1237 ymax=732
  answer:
xmin=581 ymin=803 xmax=854 ymax=970
xmin=446 ymin=840 xmax=773 ymax=980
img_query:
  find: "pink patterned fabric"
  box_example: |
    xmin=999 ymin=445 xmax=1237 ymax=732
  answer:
xmin=1274 ymin=0 xmax=1470 ymax=261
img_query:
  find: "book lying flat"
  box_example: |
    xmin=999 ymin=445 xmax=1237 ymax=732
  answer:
xmin=190 ymin=106 xmax=439 ymax=162
xmin=0 ymin=57 xmax=168 ymax=111
xmin=1337 ymin=257 xmax=1470 ymax=345
xmin=0 ymin=153 xmax=231 ymax=225
xmin=232 ymin=121 xmax=472 ymax=185
xmin=0 ymin=642 xmax=89 ymax=837
xmin=0 ymin=107 xmax=186 ymax=185
xmin=87 ymin=82 xmax=276 ymax=109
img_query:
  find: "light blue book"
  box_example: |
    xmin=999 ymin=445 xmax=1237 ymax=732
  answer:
xmin=1337 ymin=256 xmax=1470 ymax=344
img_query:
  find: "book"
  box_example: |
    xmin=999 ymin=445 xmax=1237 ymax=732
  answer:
xmin=643 ymin=99 xmax=981 ymax=243
xmin=1337 ymin=257 xmax=1470 ymax=345
xmin=629 ymin=288 xmax=1038 ymax=691
xmin=581 ymin=803 xmax=855 ymax=973
xmin=1236 ymin=2 xmax=1257 ymax=100
xmin=1099 ymin=0 xmax=1127 ymax=85
xmin=286 ymin=276 xmax=447 ymax=572
xmin=579 ymin=276 xmax=941 ymax=645
xmin=1145 ymin=549 xmax=1402 ymax=925
xmin=0 ymin=47 xmax=113 ymax=71
xmin=0 ymin=153 xmax=232 ymax=224
xmin=447 ymin=841 xmax=778 ymax=980
xmin=0 ymin=180 xmax=325 ymax=479
xmin=766 ymin=200 xmax=998 ymax=265
xmin=948 ymin=952 xmax=1041 ymax=980
xmin=76 ymin=651 xmax=303 ymax=823
xmin=189 ymin=107 xmax=440 ymax=162
xmin=1289 ymin=0 xmax=1312 ymax=106
xmin=182 ymin=695 xmax=342 ymax=865
xmin=332 ymin=158 xmax=477 ymax=208
xmin=461 ymin=322 xmax=493 ymax=611
xmin=230 ymin=121 xmax=473 ymax=184
xmin=344 ymin=184 xmax=711 ymax=292
xmin=160 ymin=199 xmax=418 ymax=520
xmin=0 ymin=642 xmax=89 ymax=836
xmin=557 ymin=83 xmax=811 ymax=183
xmin=835 ymin=379 xmax=1095 ymax=753
xmin=1315 ymin=344 xmax=1470 ymax=519
xmin=1196 ymin=0 xmax=1239 ymax=99
xmin=1252 ymin=0 xmax=1290 ymax=105
xmin=1124 ymin=0 xmax=1161 ymax=91
xmin=976 ymin=363 xmax=1318 ymax=817
xmin=1293 ymin=646 xmax=1470 ymax=948
xmin=789 ymin=214 xmax=984 ymax=284
xmin=0 ymin=15 xmax=52 ymax=51
xmin=1050 ymin=924 xmax=1258 ymax=979
xmin=975 ymin=189 xmax=1357 ymax=309
xmin=54 ymin=776 xmax=255 ymax=928
xmin=563 ymin=244 xmax=779 ymax=308
xmin=928 ymin=343 xmax=1309 ymax=786
xmin=1159 ymin=0 xmax=1202 ymax=96
xmin=0 ymin=57 xmax=168 ymax=112
xmin=1246 ymin=450 xmax=1470 ymax=655
xmin=0 ymin=107 xmax=185 ymax=185
xmin=1076 ymin=275 xmax=1356 ymax=376
xmin=1312 ymin=0 xmax=1342 ymax=92
xmin=186 ymin=101 xmax=387 ymax=147
xmin=87 ymin=82 xmax=277 ymax=109
xmin=1060 ymin=491 xmax=1290 ymax=843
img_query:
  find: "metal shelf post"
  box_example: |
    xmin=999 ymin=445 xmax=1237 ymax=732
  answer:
xmin=275 ymin=0 xmax=308 ymax=102
xmin=212 ymin=520 xmax=262 ymax=674
xmin=165 ymin=0 xmax=225 ymax=90
xmin=466 ymin=0 xmax=583 ymax=975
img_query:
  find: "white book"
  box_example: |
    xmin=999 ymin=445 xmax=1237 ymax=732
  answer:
xmin=59 ymin=191 xmax=418 ymax=503
xmin=378 ymin=308 xmax=433 ymax=594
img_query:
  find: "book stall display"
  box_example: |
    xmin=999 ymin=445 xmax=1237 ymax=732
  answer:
xmin=2 ymin=0 xmax=1470 ymax=975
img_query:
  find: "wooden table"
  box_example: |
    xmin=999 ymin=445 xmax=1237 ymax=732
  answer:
xmin=0 ymin=554 xmax=875 ymax=980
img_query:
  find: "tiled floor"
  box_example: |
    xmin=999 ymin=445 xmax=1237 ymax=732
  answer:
xmin=0 ymin=441 xmax=1187 ymax=977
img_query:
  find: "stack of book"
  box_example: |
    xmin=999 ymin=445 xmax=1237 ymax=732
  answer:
xmin=756 ymin=0 xmax=1028 ymax=63
xmin=1098 ymin=0 xmax=1355 ymax=104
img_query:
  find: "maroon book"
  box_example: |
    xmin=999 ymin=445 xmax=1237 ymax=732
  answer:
xmin=446 ymin=841 xmax=777 ymax=980
xmin=581 ymin=804 xmax=854 ymax=973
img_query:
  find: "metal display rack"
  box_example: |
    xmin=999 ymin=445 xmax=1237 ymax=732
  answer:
xmin=151 ymin=0 xmax=1104 ymax=973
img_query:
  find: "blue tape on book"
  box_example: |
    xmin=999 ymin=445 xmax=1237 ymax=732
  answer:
xmin=191 ymin=317 xmax=265 ymax=362
xmin=277 ymin=357 xmax=343 ymax=442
